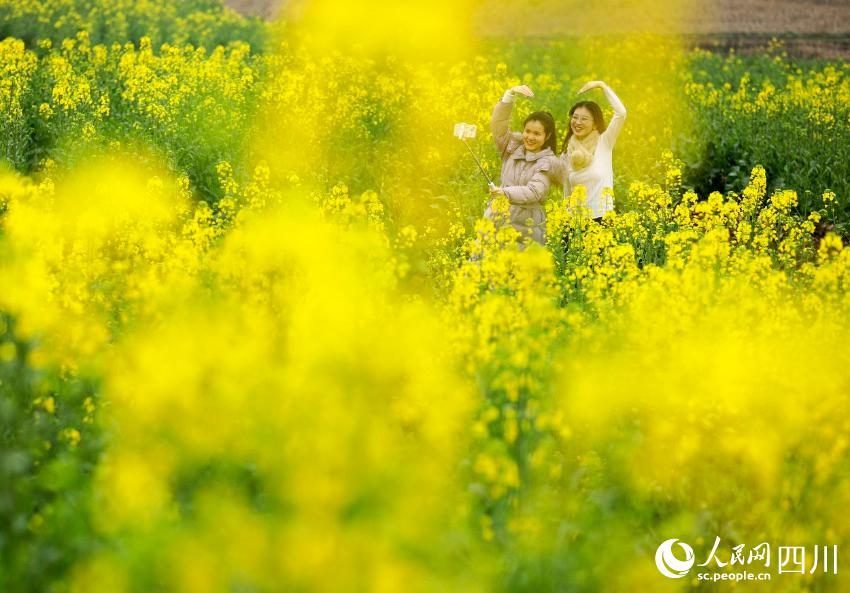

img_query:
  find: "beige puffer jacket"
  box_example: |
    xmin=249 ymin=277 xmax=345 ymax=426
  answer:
xmin=484 ymin=98 xmax=561 ymax=245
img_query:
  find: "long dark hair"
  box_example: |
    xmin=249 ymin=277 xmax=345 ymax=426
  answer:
xmin=560 ymin=101 xmax=607 ymax=154
xmin=524 ymin=111 xmax=558 ymax=153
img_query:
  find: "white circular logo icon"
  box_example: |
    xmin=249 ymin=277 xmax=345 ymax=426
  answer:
xmin=655 ymin=538 xmax=695 ymax=578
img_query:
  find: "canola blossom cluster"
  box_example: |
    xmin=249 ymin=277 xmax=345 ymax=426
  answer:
xmin=0 ymin=0 xmax=266 ymax=51
xmin=1 ymin=1 xmax=849 ymax=593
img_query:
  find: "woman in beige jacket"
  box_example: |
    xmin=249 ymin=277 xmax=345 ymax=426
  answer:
xmin=485 ymin=85 xmax=561 ymax=246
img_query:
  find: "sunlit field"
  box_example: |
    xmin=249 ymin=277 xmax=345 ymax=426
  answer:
xmin=2 ymin=1 xmax=849 ymax=592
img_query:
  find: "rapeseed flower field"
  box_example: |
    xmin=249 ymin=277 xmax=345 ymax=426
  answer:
xmin=1 ymin=1 xmax=848 ymax=592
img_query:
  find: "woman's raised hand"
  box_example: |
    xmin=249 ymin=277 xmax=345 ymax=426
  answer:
xmin=509 ymin=85 xmax=534 ymax=98
xmin=577 ymin=81 xmax=606 ymax=95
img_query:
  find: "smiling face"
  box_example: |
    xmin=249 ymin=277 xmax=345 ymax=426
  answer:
xmin=570 ymin=106 xmax=596 ymax=139
xmin=522 ymin=119 xmax=549 ymax=152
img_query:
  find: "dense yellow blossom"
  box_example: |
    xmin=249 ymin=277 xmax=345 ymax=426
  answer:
xmin=1 ymin=3 xmax=849 ymax=593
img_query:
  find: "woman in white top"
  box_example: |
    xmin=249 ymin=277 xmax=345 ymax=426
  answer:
xmin=559 ymin=81 xmax=627 ymax=220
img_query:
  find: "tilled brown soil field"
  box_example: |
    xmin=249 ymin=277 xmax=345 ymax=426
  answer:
xmin=226 ymin=0 xmax=850 ymax=57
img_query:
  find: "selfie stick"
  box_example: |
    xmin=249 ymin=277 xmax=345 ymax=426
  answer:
xmin=454 ymin=123 xmax=496 ymax=190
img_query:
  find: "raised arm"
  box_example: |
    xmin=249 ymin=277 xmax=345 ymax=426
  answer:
xmin=491 ymin=85 xmax=534 ymax=158
xmin=601 ymin=84 xmax=626 ymax=147
xmin=576 ymin=81 xmax=627 ymax=148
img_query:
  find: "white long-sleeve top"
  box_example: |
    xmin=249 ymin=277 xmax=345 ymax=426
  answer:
xmin=560 ymin=85 xmax=626 ymax=218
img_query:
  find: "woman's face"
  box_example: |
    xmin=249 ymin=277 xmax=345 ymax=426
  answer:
xmin=522 ymin=119 xmax=549 ymax=152
xmin=570 ymin=106 xmax=596 ymax=139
